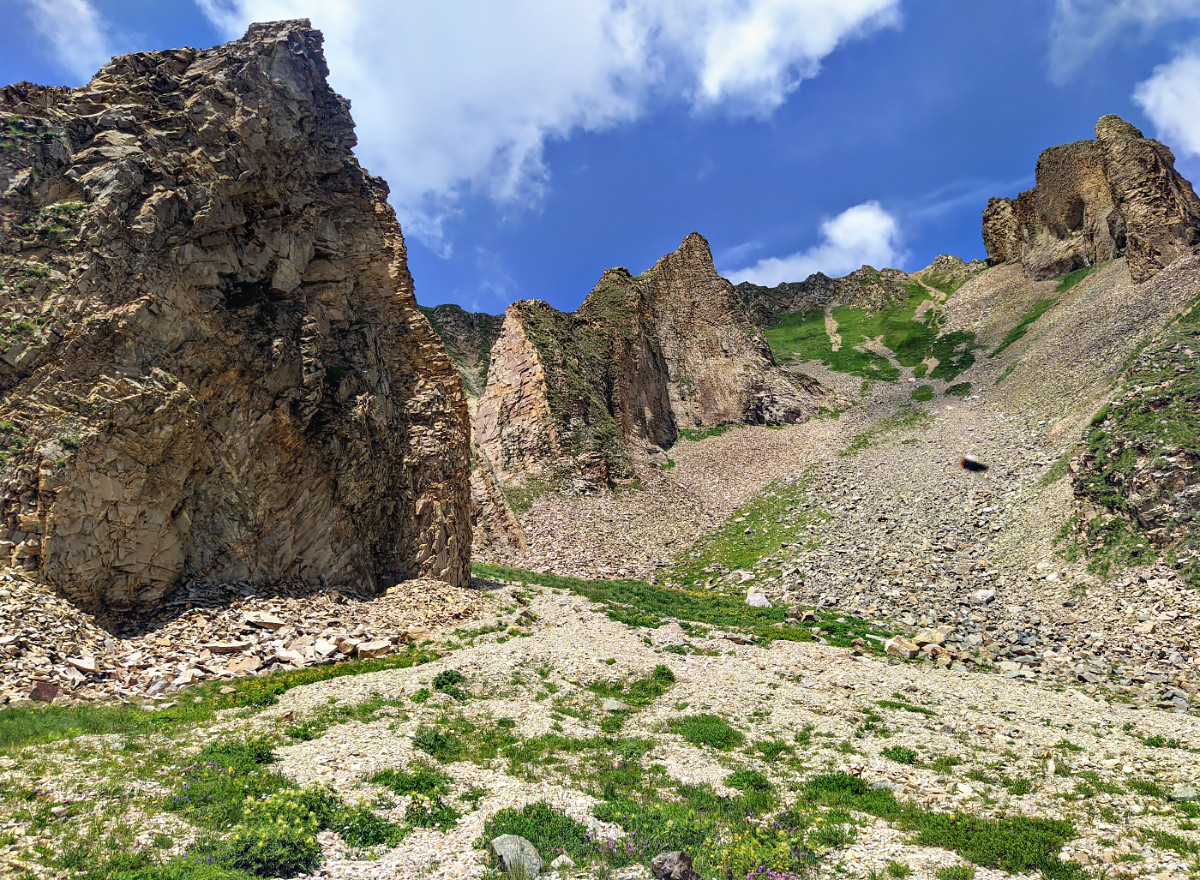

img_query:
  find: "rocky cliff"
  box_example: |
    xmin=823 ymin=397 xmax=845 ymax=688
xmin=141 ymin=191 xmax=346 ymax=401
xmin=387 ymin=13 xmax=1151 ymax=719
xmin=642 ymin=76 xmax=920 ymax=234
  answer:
xmin=983 ymin=115 xmax=1200 ymax=283
xmin=419 ymin=304 xmax=502 ymax=398
xmin=737 ymin=265 xmax=909 ymax=326
xmin=475 ymin=233 xmax=828 ymax=486
xmin=0 ymin=20 xmax=472 ymax=609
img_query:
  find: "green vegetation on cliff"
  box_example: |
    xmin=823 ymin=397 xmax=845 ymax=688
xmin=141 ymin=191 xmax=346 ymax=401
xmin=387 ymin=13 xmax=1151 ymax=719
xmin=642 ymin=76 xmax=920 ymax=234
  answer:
xmin=1068 ymin=293 xmax=1200 ymax=585
xmin=763 ymin=282 xmax=978 ymax=382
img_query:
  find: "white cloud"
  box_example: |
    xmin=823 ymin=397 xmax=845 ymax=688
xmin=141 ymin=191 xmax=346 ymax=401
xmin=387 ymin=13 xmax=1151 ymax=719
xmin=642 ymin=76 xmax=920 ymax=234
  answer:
xmin=1049 ymin=0 xmax=1200 ymax=83
xmin=726 ymin=201 xmax=904 ymax=285
xmin=1134 ymin=43 xmax=1200 ymax=157
xmin=20 ymin=0 xmax=116 ymax=82
xmin=196 ymin=0 xmax=900 ymax=253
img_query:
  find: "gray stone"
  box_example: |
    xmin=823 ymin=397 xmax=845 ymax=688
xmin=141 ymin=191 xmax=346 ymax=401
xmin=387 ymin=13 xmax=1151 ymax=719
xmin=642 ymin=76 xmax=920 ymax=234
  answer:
xmin=490 ymin=834 xmax=542 ymax=877
xmin=651 ymin=850 xmax=700 ymax=880
xmin=603 ymin=698 xmax=629 ymax=712
xmin=1171 ymin=786 xmax=1199 ymax=802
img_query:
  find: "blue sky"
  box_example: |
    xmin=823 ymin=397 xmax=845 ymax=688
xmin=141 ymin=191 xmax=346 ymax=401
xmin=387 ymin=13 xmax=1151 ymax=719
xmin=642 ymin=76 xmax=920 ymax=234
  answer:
xmin=4 ymin=1 xmax=1200 ymax=314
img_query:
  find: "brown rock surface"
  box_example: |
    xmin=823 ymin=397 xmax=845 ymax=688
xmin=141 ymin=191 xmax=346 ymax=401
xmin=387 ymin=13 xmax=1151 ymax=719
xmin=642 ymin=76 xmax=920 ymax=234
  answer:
xmin=475 ymin=233 xmax=830 ymax=486
xmin=983 ymin=114 xmax=1200 ymax=282
xmin=0 ymin=20 xmax=471 ymax=610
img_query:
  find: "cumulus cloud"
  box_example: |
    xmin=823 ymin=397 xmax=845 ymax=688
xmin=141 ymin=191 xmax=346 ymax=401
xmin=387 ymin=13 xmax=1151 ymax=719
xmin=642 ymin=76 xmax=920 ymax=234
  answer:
xmin=1049 ymin=0 xmax=1200 ymax=83
xmin=196 ymin=0 xmax=900 ymax=253
xmin=1134 ymin=43 xmax=1200 ymax=157
xmin=19 ymin=0 xmax=116 ymax=82
xmin=726 ymin=201 xmax=904 ymax=286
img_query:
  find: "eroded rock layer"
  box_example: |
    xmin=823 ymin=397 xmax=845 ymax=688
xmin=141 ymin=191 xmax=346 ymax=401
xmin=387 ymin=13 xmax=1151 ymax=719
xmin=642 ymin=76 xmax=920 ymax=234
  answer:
xmin=0 ymin=20 xmax=472 ymax=609
xmin=983 ymin=114 xmax=1200 ymax=283
xmin=475 ymin=233 xmax=828 ymax=486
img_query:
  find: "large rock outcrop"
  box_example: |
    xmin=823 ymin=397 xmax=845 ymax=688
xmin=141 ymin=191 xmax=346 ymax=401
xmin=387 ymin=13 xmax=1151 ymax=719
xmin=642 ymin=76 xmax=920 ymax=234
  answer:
xmin=475 ymin=233 xmax=828 ymax=487
xmin=983 ymin=115 xmax=1200 ymax=282
xmin=0 ymin=20 xmax=472 ymax=610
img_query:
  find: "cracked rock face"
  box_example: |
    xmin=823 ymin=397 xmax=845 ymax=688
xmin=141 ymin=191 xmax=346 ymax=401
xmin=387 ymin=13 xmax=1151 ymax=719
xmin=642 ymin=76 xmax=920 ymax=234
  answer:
xmin=0 ymin=20 xmax=471 ymax=609
xmin=474 ymin=233 xmax=829 ymax=487
xmin=983 ymin=114 xmax=1200 ymax=283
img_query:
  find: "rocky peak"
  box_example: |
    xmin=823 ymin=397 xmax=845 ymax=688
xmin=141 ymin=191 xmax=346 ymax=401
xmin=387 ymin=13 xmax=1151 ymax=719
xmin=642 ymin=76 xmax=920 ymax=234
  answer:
xmin=474 ymin=233 xmax=829 ymax=488
xmin=983 ymin=114 xmax=1200 ymax=282
xmin=0 ymin=20 xmax=472 ymax=609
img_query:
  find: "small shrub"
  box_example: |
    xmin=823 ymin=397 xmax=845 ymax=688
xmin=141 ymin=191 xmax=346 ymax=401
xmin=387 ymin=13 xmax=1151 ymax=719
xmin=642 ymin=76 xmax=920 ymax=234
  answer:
xmin=882 ymin=745 xmax=919 ymax=765
xmin=935 ymin=867 xmax=976 ymax=880
xmin=887 ymin=860 xmax=913 ymax=877
xmin=412 ymin=724 xmax=463 ymax=762
xmin=405 ymin=793 xmax=460 ymax=829
xmin=911 ymin=384 xmax=934 ymax=402
xmin=371 ymin=762 xmax=453 ymax=797
xmin=671 ymin=714 xmax=744 ymax=750
xmin=432 ymin=669 xmax=467 ymax=700
xmin=944 ymin=382 xmax=971 ymax=398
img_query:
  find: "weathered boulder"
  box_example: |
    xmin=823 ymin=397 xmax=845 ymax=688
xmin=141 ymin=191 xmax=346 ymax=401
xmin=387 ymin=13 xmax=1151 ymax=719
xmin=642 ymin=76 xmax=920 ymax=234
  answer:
xmin=0 ymin=20 xmax=472 ymax=610
xmin=983 ymin=115 xmax=1200 ymax=282
xmin=475 ymin=233 xmax=830 ymax=486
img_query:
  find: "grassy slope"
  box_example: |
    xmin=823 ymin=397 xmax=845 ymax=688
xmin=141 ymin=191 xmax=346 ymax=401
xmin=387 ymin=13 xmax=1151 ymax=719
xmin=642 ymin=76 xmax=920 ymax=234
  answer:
xmin=763 ymin=282 xmax=978 ymax=383
xmin=1068 ymin=291 xmax=1200 ymax=584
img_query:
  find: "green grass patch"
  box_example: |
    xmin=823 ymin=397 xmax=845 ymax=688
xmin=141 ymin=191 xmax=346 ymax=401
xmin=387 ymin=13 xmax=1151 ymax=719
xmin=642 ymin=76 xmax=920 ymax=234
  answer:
xmin=876 ymin=699 xmax=937 ymax=717
xmin=843 ymin=408 xmax=934 ymax=456
xmin=670 ymin=714 xmax=744 ymax=750
xmin=0 ymin=645 xmax=437 ymax=753
xmin=1056 ymin=264 xmax=1098 ymax=293
xmin=945 ymin=382 xmax=972 ymax=398
xmin=991 ymin=298 xmax=1055 ymax=357
xmin=764 ymin=307 xmax=900 ymax=381
xmin=471 ymin=563 xmax=893 ymax=651
xmin=480 ymin=801 xmax=596 ymax=866
xmin=678 ymin=423 xmax=742 ymax=442
xmin=881 ymin=745 xmax=919 ymax=765
xmin=911 ymin=384 xmax=934 ymax=401
xmin=665 ymin=477 xmax=825 ymax=590
xmin=371 ymin=763 xmax=453 ymax=797
xmin=805 ymin=773 xmax=1081 ymax=878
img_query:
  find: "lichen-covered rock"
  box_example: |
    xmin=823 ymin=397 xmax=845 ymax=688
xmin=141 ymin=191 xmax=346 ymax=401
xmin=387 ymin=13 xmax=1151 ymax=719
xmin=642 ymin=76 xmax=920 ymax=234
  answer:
xmin=0 ymin=20 xmax=471 ymax=609
xmin=983 ymin=115 xmax=1200 ymax=282
xmin=475 ymin=233 xmax=828 ymax=486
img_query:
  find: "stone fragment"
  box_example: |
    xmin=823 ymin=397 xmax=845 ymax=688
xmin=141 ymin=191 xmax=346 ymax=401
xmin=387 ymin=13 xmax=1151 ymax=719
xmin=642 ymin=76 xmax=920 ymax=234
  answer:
xmin=356 ymin=640 xmax=392 ymax=659
xmin=651 ymin=850 xmax=700 ymax=880
xmin=603 ymin=699 xmax=629 ymax=713
xmin=29 ymin=680 xmax=58 ymax=702
xmin=746 ymin=589 xmax=771 ymax=608
xmin=885 ymin=636 xmax=920 ymax=660
xmin=245 ymin=612 xmax=286 ymax=630
xmin=203 ymin=641 xmax=250 ymax=654
xmin=67 ymin=656 xmax=97 ymax=674
xmin=489 ymin=834 xmax=542 ymax=877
